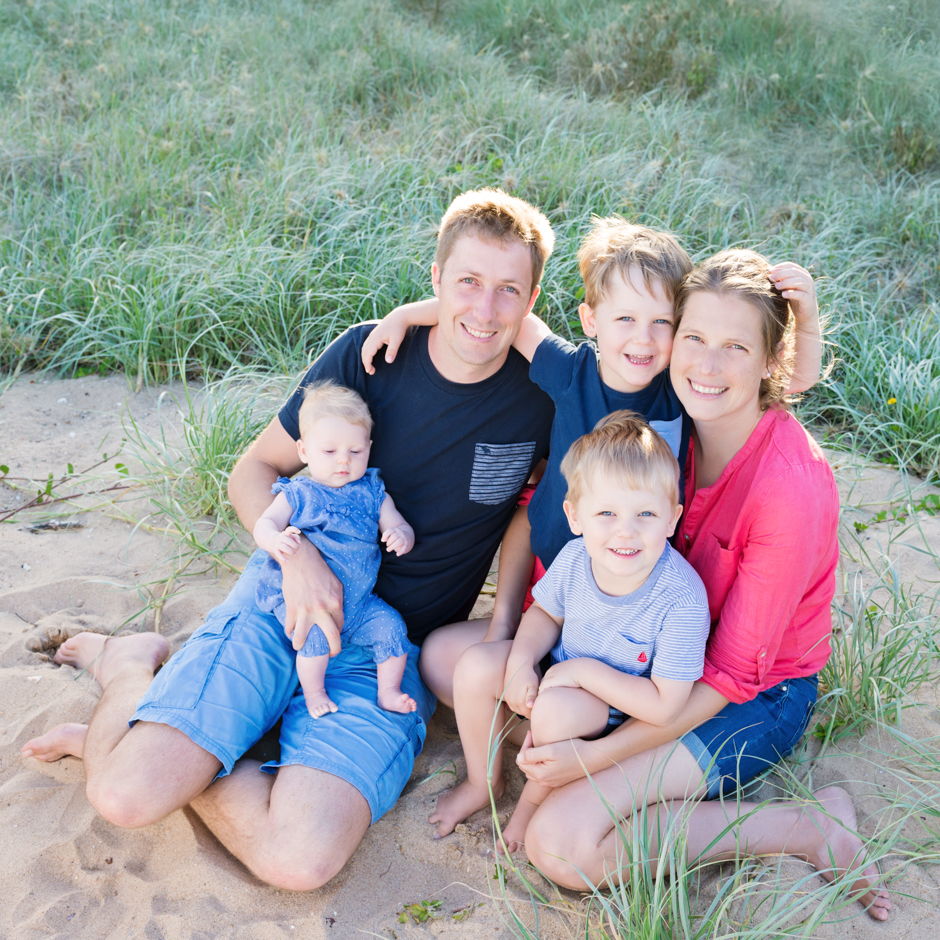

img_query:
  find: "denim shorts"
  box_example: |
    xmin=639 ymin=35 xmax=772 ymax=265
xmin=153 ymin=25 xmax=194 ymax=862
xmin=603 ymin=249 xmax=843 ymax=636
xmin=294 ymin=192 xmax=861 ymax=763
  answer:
xmin=680 ymin=675 xmax=818 ymax=799
xmin=132 ymin=550 xmax=436 ymax=824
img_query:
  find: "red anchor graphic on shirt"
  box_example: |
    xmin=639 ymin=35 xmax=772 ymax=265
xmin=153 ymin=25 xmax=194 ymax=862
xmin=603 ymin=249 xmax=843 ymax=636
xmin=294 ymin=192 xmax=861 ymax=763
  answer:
xmin=637 ymin=652 xmax=648 ymax=663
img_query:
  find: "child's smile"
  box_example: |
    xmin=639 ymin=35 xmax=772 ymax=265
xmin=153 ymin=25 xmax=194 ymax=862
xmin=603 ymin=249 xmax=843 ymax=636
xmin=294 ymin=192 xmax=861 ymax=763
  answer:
xmin=579 ymin=266 xmax=675 ymax=395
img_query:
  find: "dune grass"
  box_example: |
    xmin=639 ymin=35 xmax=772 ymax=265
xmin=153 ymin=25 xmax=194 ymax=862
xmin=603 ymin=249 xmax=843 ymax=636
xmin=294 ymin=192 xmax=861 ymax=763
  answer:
xmin=3 ymin=0 xmax=940 ymax=934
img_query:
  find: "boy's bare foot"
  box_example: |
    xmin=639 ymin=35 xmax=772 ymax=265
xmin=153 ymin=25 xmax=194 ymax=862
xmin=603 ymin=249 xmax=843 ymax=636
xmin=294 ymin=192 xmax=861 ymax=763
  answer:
xmin=54 ymin=632 xmax=169 ymax=689
xmin=496 ymin=798 xmax=538 ymax=857
xmin=804 ymin=786 xmax=892 ymax=921
xmin=304 ymin=688 xmax=338 ymax=719
xmin=22 ymin=723 xmax=88 ymax=762
xmin=429 ymin=778 xmax=503 ymax=839
xmin=378 ymin=688 xmax=417 ymax=714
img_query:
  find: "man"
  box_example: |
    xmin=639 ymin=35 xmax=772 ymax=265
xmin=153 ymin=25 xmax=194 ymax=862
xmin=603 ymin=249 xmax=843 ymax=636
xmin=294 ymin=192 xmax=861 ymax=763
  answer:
xmin=23 ymin=190 xmax=555 ymax=890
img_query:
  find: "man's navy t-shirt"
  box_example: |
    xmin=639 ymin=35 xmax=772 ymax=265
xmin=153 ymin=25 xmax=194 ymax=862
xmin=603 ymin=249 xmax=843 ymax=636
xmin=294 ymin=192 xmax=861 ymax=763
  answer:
xmin=278 ymin=324 xmax=554 ymax=646
xmin=527 ymin=335 xmax=691 ymax=569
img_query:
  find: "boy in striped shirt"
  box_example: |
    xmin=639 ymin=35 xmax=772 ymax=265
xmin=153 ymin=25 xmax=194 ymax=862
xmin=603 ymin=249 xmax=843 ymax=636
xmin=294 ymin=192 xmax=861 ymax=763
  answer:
xmin=435 ymin=412 xmax=709 ymax=850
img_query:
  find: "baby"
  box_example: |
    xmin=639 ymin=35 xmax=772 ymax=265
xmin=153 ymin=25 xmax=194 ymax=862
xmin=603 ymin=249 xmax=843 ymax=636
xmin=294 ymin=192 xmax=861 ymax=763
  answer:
xmin=253 ymin=381 xmax=418 ymax=718
xmin=431 ymin=412 xmax=710 ymax=847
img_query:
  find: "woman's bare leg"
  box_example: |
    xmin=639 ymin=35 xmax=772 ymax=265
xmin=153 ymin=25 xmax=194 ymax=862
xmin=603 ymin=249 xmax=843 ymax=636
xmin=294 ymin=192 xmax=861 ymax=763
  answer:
xmin=526 ymin=746 xmax=891 ymax=921
xmin=419 ymin=619 xmax=491 ymax=707
xmin=428 ymin=639 xmax=520 ymax=838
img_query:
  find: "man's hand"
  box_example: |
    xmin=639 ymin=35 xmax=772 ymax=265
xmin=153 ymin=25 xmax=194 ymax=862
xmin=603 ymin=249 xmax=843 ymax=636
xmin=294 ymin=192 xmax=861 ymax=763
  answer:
xmin=381 ymin=522 xmax=415 ymax=556
xmin=503 ymin=660 xmax=540 ymax=718
xmin=280 ymin=539 xmax=344 ymax=655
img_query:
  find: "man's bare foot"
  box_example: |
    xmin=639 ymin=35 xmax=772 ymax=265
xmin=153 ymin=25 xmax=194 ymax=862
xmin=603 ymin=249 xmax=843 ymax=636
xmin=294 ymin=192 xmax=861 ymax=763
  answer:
xmin=429 ymin=778 xmax=502 ymax=839
xmin=22 ymin=723 xmax=88 ymax=762
xmin=54 ymin=632 xmax=169 ymax=689
xmin=304 ymin=688 xmax=338 ymax=719
xmin=378 ymin=687 xmax=417 ymax=714
xmin=804 ymin=786 xmax=892 ymax=921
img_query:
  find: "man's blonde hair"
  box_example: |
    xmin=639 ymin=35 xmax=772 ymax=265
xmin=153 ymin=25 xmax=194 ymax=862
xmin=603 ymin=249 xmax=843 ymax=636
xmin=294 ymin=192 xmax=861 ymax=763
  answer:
xmin=298 ymin=381 xmax=372 ymax=438
xmin=436 ymin=189 xmax=555 ymax=294
xmin=561 ymin=410 xmax=680 ymax=508
xmin=578 ymin=217 xmax=692 ymax=308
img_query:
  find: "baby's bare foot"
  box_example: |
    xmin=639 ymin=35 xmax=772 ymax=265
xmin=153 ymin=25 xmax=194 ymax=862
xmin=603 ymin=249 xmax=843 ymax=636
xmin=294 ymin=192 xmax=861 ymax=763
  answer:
xmin=378 ymin=688 xmax=417 ymax=714
xmin=305 ymin=688 xmax=338 ymax=719
xmin=54 ymin=632 xmax=168 ymax=689
xmin=805 ymin=786 xmax=892 ymax=921
xmin=22 ymin=723 xmax=88 ymax=762
xmin=429 ymin=778 xmax=502 ymax=839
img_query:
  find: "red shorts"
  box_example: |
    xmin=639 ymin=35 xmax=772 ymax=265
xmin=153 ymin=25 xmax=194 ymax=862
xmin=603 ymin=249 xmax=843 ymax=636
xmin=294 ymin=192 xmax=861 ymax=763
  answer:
xmin=517 ymin=483 xmax=547 ymax=612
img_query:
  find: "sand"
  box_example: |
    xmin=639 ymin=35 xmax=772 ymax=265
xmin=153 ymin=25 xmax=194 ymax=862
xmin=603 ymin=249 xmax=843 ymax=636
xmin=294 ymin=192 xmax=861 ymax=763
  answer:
xmin=1 ymin=373 xmax=939 ymax=939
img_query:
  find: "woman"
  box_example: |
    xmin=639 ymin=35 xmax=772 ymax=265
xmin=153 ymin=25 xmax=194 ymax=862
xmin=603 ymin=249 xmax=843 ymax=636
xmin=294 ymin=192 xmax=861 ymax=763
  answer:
xmin=507 ymin=250 xmax=891 ymax=919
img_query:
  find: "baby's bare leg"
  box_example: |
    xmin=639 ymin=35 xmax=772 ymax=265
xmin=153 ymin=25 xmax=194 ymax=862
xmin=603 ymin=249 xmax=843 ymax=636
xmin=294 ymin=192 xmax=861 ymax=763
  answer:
xmin=376 ymin=653 xmax=417 ymax=714
xmin=500 ymin=687 xmax=610 ymax=853
xmin=429 ymin=640 xmax=520 ymax=838
xmin=296 ymin=653 xmax=337 ymax=718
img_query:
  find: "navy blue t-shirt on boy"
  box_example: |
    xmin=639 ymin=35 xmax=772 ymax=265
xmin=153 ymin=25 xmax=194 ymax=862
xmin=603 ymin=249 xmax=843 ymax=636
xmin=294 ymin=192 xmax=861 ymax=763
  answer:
xmin=278 ymin=324 xmax=554 ymax=646
xmin=527 ymin=335 xmax=691 ymax=569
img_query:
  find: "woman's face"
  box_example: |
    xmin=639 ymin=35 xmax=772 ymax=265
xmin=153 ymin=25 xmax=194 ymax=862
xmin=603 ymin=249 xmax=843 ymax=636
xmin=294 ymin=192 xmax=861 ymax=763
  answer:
xmin=671 ymin=290 xmax=774 ymax=430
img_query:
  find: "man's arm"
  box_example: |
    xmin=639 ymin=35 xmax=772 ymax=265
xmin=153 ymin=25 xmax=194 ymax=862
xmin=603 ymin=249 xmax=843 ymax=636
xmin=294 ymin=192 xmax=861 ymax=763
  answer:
xmin=228 ymin=417 xmax=344 ymax=654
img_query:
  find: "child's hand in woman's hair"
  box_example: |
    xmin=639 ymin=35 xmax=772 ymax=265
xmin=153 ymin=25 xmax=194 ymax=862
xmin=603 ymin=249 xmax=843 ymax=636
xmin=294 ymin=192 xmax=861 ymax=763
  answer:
xmin=769 ymin=261 xmax=818 ymax=328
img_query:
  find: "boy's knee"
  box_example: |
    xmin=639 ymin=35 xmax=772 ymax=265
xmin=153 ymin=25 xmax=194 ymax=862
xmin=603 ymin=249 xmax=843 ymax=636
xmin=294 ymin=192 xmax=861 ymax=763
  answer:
xmin=529 ymin=687 xmax=569 ymax=744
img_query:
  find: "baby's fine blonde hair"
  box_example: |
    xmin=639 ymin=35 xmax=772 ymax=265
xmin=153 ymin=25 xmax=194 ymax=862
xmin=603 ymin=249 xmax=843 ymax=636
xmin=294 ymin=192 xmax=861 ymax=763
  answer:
xmin=298 ymin=381 xmax=372 ymax=438
xmin=560 ymin=410 xmax=680 ymax=508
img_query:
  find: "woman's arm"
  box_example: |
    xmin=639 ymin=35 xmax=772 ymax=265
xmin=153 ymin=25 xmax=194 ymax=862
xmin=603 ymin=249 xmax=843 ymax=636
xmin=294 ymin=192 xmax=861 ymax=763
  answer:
xmin=516 ymin=680 xmax=729 ymax=788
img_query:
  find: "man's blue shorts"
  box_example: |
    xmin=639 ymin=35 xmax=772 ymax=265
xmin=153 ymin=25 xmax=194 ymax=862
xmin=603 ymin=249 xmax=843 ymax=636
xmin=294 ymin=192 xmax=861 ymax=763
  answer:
xmin=131 ymin=551 xmax=436 ymax=824
xmin=680 ymin=675 xmax=818 ymax=799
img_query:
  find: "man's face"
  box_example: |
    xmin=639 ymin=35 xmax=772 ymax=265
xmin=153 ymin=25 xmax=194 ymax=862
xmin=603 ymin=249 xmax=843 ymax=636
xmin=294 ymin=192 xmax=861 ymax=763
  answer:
xmin=429 ymin=233 xmax=540 ymax=382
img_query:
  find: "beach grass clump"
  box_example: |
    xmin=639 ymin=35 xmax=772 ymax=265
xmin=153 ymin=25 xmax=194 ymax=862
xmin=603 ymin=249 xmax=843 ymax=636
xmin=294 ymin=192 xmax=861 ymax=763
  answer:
xmin=1 ymin=0 xmax=939 ymax=487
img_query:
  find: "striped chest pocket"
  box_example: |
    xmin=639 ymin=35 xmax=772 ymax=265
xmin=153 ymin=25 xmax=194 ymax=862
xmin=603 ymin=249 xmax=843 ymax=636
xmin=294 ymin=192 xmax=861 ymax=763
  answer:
xmin=469 ymin=441 xmax=536 ymax=505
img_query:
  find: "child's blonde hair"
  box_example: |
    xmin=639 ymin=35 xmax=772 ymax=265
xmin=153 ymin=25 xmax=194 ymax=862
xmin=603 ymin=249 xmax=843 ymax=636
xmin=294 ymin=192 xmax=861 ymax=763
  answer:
xmin=561 ymin=410 xmax=680 ymax=508
xmin=436 ymin=189 xmax=555 ymax=294
xmin=298 ymin=381 xmax=373 ymax=438
xmin=578 ymin=217 xmax=692 ymax=308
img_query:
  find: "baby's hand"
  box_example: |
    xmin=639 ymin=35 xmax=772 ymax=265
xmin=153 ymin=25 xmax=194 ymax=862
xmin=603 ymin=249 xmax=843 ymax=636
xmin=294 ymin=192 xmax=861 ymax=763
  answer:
xmin=770 ymin=262 xmax=818 ymax=328
xmin=271 ymin=526 xmax=303 ymax=563
xmin=381 ymin=522 xmax=415 ymax=556
xmin=361 ymin=313 xmax=410 ymax=375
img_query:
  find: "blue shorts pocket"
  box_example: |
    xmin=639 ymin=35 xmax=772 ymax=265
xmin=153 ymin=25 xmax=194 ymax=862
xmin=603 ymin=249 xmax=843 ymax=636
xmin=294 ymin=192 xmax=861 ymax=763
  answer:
xmin=147 ymin=609 xmax=239 ymax=710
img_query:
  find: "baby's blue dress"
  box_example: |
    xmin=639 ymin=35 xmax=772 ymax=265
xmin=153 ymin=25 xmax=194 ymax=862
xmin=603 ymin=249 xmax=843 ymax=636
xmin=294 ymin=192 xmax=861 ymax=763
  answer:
xmin=256 ymin=469 xmax=412 ymax=662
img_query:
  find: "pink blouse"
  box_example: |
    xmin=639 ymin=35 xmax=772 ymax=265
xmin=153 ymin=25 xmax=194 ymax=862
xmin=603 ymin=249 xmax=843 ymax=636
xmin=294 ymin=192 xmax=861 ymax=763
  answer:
xmin=676 ymin=408 xmax=839 ymax=705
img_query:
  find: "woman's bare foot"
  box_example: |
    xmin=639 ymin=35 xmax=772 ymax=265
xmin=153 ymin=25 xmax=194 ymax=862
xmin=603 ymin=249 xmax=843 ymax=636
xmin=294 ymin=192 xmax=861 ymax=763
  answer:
xmin=429 ymin=777 xmax=503 ymax=839
xmin=22 ymin=723 xmax=88 ymax=762
xmin=304 ymin=688 xmax=338 ymax=719
xmin=378 ymin=687 xmax=417 ymax=714
xmin=804 ymin=786 xmax=892 ymax=921
xmin=54 ymin=632 xmax=169 ymax=689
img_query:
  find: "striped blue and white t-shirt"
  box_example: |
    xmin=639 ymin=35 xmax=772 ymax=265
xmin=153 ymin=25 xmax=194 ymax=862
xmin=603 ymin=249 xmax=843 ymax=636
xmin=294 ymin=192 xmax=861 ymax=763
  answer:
xmin=533 ymin=539 xmax=709 ymax=681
